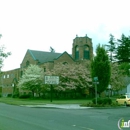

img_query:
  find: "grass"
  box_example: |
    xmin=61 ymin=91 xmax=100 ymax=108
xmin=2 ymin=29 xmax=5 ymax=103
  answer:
xmin=0 ymin=97 xmax=91 ymax=106
xmin=0 ymin=97 xmax=117 ymax=108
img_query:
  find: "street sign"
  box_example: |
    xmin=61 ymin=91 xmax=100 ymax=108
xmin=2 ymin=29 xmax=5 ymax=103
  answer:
xmin=94 ymin=77 xmax=98 ymax=82
xmin=44 ymin=76 xmax=59 ymax=85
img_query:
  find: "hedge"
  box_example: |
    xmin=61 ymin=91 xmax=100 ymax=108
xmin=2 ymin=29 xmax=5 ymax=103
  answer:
xmin=92 ymin=98 xmax=112 ymax=105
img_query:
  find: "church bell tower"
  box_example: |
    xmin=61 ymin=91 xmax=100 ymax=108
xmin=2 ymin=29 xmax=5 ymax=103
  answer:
xmin=72 ymin=34 xmax=93 ymax=61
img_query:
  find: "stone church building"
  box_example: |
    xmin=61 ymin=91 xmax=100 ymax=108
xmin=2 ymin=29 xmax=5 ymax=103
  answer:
xmin=0 ymin=35 xmax=93 ymax=97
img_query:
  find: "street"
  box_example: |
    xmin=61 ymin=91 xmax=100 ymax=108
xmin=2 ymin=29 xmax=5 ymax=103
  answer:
xmin=0 ymin=103 xmax=129 ymax=130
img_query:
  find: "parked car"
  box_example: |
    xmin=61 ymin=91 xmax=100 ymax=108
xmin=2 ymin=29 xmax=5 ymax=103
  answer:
xmin=116 ymin=95 xmax=130 ymax=106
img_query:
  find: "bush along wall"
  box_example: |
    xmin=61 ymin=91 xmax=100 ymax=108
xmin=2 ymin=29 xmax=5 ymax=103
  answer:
xmin=92 ymin=98 xmax=112 ymax=105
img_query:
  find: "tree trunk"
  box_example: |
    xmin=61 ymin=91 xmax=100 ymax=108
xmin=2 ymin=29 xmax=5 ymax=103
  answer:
xmin=32 ymin=91 xmax=34 ymax=97
xmin=39 ymin=92 xmax=41 ymax=97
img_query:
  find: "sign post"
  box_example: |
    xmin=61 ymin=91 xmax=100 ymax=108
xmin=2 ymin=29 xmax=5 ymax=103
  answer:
xmin=50 ymin=85 xmax=53 ymax=102
xmin=93 ymin=77 xmax=99 ymax=105
xmin=44 ymin=76 xmax=59 ymax=102
xmin=108 ymin=85 xmax=111 ymax=98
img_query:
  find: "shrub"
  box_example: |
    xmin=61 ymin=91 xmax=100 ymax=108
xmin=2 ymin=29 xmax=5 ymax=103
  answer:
xmin=92 ymin=98 xmax=103 ymax=104
xmin=92 ymin=98 xmax=112 ymax=105
xmin=7 ymin=94 xmax=12 ymax=97
xmin=103 ymin=98 xmax=112 ymax=105
xmin=12 ymin=93 xmax=19 ymax=98
xmin=19 ymin=94 xmax=31 ymax=99
xmin=12 ymin=90 xmax=19 ymax=98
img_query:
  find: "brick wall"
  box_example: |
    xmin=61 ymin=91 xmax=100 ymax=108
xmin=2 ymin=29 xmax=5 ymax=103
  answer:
xmin=20 ymin=51 xmax=38 ymax=70
xmin=0 ymin=68 xmax=20 ymax=96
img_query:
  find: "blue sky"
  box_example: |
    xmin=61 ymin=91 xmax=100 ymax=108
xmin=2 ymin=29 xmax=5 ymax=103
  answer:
xmin=0 ymin=0 xmax=130 ymax=71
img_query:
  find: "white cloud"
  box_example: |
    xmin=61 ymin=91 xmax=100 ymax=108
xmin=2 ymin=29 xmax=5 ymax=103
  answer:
xmin=0 ymin=0 xmax=130 ymax=70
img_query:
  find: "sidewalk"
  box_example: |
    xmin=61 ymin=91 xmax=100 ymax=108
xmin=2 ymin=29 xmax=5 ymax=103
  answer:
xmin=20 ymin=104 xmax=91 ymax=109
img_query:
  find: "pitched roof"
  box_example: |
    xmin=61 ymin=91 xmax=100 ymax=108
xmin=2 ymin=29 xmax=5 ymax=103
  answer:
xmin=55 ymin=51 xmax=74 ymax=61
xmin=28 ymin=49 xmax=62 ymax=63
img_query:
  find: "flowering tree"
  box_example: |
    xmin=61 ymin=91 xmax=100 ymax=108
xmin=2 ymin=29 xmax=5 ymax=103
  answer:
xmin=18 ymin=64 xmax=44 ymax=97
xmin=45 ymin=62 xmax=92 ymax=94
xmin=110 ymin=63 xmax=125 ymax=92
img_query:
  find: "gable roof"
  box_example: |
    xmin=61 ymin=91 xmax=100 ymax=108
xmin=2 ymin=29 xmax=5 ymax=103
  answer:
xmin=55 ymin=51 xmax=74 ymax=61
xmin=28 ymin=49 xmax=62 ymax=63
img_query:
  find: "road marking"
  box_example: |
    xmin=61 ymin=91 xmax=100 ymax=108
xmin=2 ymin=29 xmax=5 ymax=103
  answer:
xmin=80 ymin=126 xmax=94 ymax=130
xmin=72 ymin=125 xmax=94 ymax=130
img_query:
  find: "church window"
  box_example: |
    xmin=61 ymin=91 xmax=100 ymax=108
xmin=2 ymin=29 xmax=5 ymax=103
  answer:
xmin=26 ymin=61 xmax=30 ymax=67
xmin=63 ymin=62 xmax=68 ymax=65
xmin=84 ymin=45 xmax=90 ymax=59
xmin=44 ymin=68 xmax=46 ymax=72
xmin=11 ymin=74 xmax=14 ymax=78
xmin=3 ymin=75 xmax=6 ymax=79
xmin=7 ymin=74 xmax=9 ymax=78
xmin=75 ymin=46 xmax=79 ymax=60
xmin=20 ymin=71 xmax=23 ymax=77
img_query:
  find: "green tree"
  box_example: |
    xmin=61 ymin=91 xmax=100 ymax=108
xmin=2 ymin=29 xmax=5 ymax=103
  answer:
xmin=105 ymin=34 xmax=116 ymax=62
xmin=18 ymin=64 xmax=44 ymax=97
xmin=118 ymin=63 xmax=130 ymax=87
xmin=116 ymin=34 xmax=130 ymax=63
xmin=119 ymin=62 xmax=130 ymax=76
xmin=0 ymin=34 xmax=11 ymax=68
xmin=91 ymin=44 xmax=111 ymax=95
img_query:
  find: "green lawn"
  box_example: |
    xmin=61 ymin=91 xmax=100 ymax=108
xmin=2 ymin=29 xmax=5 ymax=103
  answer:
xmin=0 ymin=97 xmax=116 ymax=106
xmin=0 ymin=97 xmax=91 ymax=105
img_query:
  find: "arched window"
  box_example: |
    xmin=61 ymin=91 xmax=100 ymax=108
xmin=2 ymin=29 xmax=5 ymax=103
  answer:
xmin=84 ymin=45 xmax=89 ymax=59
xmin=63 ymin=62 xmax=68 ymax=65
xmin=26 ymin=60 xmax=30 ymax=67
xmin=75 ymin=46 xmax=79 ymax=60
xmin=20 ymin=71 xmax=23 ymax=77
xmin=44 ymin=67 xmax=46 ymax=72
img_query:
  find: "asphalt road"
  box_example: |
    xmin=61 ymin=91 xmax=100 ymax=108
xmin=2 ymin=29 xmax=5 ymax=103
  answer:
xmin=0 ymin=103 xmax=129 ymax=130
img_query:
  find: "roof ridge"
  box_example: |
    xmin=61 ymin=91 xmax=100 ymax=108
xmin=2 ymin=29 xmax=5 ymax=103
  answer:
xmin=29 ymin=49 xmax=62 ymax=54
xmin=28 ymin=49 xmax=36 ymax=60
xmin=28 ymin=49 xmax=62 ymax=54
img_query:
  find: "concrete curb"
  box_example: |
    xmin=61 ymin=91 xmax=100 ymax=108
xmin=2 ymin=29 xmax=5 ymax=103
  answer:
xmin=20 ymin=104 xmax=92 ymax=109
